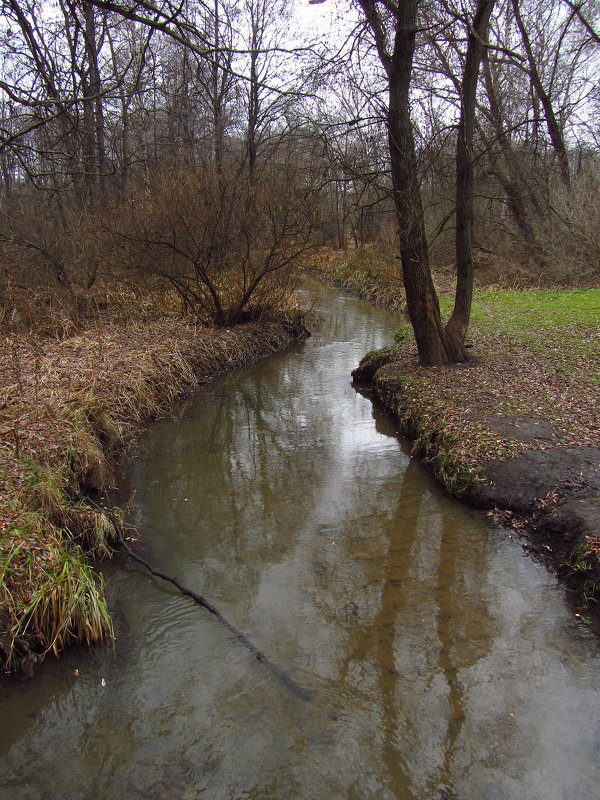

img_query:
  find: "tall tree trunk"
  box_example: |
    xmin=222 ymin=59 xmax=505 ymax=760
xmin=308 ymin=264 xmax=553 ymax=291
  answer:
xmin=482 ymin=55 xmax=547 ymax=266
xmin=445 ymin=0 xmax=496 ymax=359
xmin=247 ymin=14 xmax=260 ymax=177
xmin=387 ymin=0 xmax=450 ymax=365
xmin=388 ymin=0 xmax=448 ymax=365
xmin=212 ymin=0 xmax=225 ymax=174
xmin=0 ymin=147 xmax=13 ymax=203
xmin=107 ymin=25 xmax=131 ymax=193
xmin=359 ymin=0 xmax=463 ymax=364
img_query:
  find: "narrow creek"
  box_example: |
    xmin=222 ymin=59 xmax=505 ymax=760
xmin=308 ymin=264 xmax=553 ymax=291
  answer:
xmin=1 ymin=285 xmax=600 ymax=800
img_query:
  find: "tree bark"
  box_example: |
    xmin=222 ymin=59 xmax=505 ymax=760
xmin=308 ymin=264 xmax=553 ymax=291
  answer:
xmin=445 ymin=0 xmax=496 ymax=360
xmin=512 ymin=0 xmax=571 ymax=187
xmin=386 ymin=0 xmax=451 ymax=365
xmin=481 ymin=54 xmax=548 ymax=266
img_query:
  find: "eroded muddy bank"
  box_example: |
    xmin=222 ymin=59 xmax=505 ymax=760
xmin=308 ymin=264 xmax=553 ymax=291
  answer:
xmin=352 ymin=355 xmax=600 ymax=615
xmin=466 ymin=442 xmax=600 ymax=612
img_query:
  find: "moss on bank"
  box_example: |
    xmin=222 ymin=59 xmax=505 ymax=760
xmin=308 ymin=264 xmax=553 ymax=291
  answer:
xmin=0 ymin=313 xmax=308 ymax=674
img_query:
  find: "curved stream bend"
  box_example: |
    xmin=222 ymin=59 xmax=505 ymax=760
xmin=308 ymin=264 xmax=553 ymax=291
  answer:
xmin=1 ymin=286 xmax=599 ymax=800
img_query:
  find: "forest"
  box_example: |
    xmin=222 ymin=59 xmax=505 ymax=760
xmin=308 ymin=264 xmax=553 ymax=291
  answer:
xmin=0 ymin=0 xmax=598 ymax=335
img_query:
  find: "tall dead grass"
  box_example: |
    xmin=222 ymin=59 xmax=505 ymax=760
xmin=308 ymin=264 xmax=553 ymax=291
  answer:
xmin=307 ymin=246 xmax=408 ymax=312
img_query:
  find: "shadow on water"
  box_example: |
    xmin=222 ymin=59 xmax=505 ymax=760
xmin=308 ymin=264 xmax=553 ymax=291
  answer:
xmin=1 ymin=285 xmax=600 ymax=800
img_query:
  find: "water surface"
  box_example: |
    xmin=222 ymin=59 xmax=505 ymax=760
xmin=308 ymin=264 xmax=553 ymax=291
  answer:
xmin=1 ymin=286 xmax=599 ymax=800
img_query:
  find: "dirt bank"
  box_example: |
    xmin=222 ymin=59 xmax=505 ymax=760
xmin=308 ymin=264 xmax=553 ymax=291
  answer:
xmin=465 ymin=438 xmax=600 ymax=612
xmin=352 ymin=351 xmax=600 ymax=619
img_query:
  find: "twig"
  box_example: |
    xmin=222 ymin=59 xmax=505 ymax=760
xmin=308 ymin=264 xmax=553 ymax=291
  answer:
xmin=90 ymin=500 xmax=312 ymax=701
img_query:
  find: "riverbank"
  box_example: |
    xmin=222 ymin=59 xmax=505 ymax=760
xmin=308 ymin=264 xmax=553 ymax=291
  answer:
xmin=307 ymin=246 xmax=408 ymax=313
xmin=351 ymin=287 xmax=600 ymax=617
xmin=0 ymin=312 xmax=308 ymax=675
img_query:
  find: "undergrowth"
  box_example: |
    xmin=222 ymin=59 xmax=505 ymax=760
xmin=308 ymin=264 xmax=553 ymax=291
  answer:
xmin=307 ymin=247 xmax=407 ymax=312
xmin=566 ymin=537 xmax=600 ymax=613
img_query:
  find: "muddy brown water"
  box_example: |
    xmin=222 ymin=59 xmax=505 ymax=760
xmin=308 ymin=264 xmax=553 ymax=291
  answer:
xmin=1 ymin=286 xmax=600 ymax=800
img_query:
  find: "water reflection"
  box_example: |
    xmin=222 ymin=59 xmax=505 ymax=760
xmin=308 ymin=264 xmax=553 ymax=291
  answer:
xmin=1 ymin=287 xmax=600 ymax=800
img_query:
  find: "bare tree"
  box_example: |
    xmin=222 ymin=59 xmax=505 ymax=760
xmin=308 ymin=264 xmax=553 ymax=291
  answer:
xmin=354 ymin=0 xmax=447 ymax=363
xmin=106 ymin=160 xmax=317 ymax=325
xmin=445 ymin=0 xmax=497 ymax=359
xmin=354 ymin=0 xmax=497 ymax=363
xmin=512 ymin=0 xmax=571 ymax=186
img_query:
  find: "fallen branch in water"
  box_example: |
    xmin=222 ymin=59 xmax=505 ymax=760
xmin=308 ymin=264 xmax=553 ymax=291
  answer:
xmin=95 ymin=502 xmax=312 ymax=701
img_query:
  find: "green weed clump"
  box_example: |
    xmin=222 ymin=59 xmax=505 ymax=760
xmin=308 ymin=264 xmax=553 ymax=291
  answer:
xmin=0 ymin=508 xmax=113 ymax=673
xmin=569 ymin=541 xmax=596 ymax=574
xmin=566 ymin=537 xmax=600 ymax=614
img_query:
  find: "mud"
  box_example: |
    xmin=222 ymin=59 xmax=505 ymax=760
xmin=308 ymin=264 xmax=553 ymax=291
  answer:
xmin=466 ymin=444 xmax=600 ymax=515
xmin=466 ymin=437 xmax=600 ymax=610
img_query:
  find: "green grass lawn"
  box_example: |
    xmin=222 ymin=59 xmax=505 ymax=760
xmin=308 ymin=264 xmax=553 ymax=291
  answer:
xmin=471 ymin=289 xmax=599 ymax=384
xmin=470 ymin=288 xmax=600 ymax=330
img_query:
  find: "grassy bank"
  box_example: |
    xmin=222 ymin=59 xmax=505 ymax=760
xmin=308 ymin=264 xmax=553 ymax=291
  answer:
xmin=1 ymin=311 xmax=307 ymax=674
xmin=362 ymin=288 xmax=599 ymax=486
xmin=310 ymin=246 xmax=599 ymax=487
xmin=307 ymin=247 xmax=408 ymax=313
xmin=353 ymin=285 xmax=600 ymax=609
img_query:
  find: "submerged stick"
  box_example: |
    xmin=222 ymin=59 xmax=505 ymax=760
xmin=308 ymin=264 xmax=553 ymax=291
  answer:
xmin=94 ymin=503 xmax=312 ymax=700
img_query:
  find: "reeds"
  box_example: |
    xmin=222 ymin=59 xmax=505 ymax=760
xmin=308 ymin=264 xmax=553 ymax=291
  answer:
xmin=0 ymin=516 xmax=113 ymax=672
xmin=307 ymin=247 xmax=408 ymax=313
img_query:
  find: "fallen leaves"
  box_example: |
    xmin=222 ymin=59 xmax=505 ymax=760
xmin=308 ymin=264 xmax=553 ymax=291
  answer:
xmin=370 ymin=290 xmax=599 ymax=490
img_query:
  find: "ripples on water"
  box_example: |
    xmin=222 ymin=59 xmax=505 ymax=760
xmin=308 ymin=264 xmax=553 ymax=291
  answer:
xmin=1 ymin=287 xmax=599 ymax=800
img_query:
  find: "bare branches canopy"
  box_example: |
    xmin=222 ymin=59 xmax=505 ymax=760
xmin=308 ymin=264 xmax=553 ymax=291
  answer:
xmin=1 ymin=0 xmax=598 ymax=348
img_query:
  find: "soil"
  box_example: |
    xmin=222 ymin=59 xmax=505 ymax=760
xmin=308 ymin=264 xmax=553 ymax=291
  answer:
xmin=359 ymin=369 xmax=600 ymax=612
xmin=466 ymin=440 xmax=600 ymax=516
xmin=464 ymin=425 xmax=600 ymax=610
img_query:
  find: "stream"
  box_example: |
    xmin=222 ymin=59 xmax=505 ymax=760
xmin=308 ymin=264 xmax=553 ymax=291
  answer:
xmin=1 ymin=285 xmax=600 ymax=800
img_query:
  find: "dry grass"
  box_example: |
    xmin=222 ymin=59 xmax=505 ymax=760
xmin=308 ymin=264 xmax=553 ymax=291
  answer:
xmin=0 ymin=308 xmax=307 ymax=674
xmin=306 ymin=247 xmax=408 ymax=313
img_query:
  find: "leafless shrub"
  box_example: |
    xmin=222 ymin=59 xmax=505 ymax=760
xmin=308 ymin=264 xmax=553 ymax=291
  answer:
xmin=101 ymin=162 xmax=318 ymax=326
xmin=541 ymin=165 xmax=600 ymax=284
